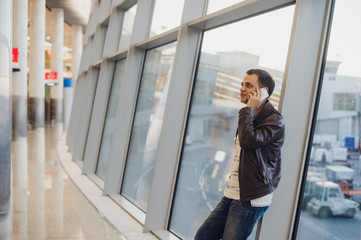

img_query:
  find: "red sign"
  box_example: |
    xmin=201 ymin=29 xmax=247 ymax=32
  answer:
xmin=12 ymin=48 xmax=19 ymax=63
xmin=45 ymin=72 xmax=58 ymax=80
xmin=12 ymin=48 xmax=20 ymax=70
xmin=45 ymin=72 xmax=58 ymax=86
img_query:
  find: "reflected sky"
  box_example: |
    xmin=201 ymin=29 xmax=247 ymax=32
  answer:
xmin=202 ymin=6 xmax=294 ymax=72
xmin=326 ymin=0 xmax=361 ymax=77
xmin=149 ymin=0 xmax=184 ymax=37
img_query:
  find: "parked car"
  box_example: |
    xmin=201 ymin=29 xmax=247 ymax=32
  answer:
xmin=302 ymin=171 xmax=322 ymax=210
xmin=308 ymin=180 xmax=359 ymax=218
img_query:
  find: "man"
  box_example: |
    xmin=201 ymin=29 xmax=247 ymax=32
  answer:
xmin=195 ymin=69 xmax=285 ymax=240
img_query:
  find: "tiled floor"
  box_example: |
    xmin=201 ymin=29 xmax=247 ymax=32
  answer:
xmin=2 ymin=125 xmax=127 ymax=240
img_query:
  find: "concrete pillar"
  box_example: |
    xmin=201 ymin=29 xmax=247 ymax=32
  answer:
xmin=11 ymin=0 xmax=28 ymax=234
xmin=29 ymin=0 xmax=45 ymax=129
xmin=0 ymin=0 xmax=12 ymax=222
xmin=50 ymin=8 xmax=64 ymax=132
xmin=12 ymin=0 xmax=28 ymax=140
xmin=64 ymin=25 xmax=82 ymax=130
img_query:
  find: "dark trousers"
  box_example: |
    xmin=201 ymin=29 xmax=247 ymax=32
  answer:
xmin=194 ymin=197 xmax=268 ymax=240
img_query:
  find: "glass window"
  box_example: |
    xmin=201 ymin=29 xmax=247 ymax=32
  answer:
xmin=333 ymin=93 xmax=356 ymax=111
xmin=80 ymin=69 xmax=100 ymax=164
xmin=149 ymin=0 xmax=185 ymax=38
xmin=296 ymin=0 xmax=361 ymax=239
xmin=121 ymin=42 xmax=177 ymax=211
xmin=96 ymin=59 xmax=126 ymax=180
xmin=119 ymin=5 xmax=137 ymax=50
xmin=206 ymin=0 xmax=245 ymax=15
xmin=169 ymin=6 xmax=294 ymax=239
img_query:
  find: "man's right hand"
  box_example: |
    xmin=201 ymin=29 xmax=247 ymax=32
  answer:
xmin=246 ymin=88 xmax=262 ymax=110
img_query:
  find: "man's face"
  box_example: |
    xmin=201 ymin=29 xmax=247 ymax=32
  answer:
xmin=240 ymin=73 xmax=260 ymax=104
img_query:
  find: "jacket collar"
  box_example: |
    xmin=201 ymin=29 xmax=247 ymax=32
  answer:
xmin=255 ymin=100 xmax=274 ymax=121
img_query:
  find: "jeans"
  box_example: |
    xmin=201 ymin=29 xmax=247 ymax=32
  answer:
xmin=194 ymin=197 xmax=268 ymax=240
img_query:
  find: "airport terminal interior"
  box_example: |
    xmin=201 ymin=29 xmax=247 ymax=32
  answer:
xmin=1 ymin=0 xmax=361 ymax=239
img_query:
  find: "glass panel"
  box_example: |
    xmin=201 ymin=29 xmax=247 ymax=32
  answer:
xmin=296 ymin=0 xmax=361 ymax=239
xmin=149 ymin=0 xmax=185 ymax=37
xmin=206 ymin=0 xmax=245 ymax=15
xmin=121 ymin=42 xmax=177 ymax=211
xmin=80 ymin=69 xmax=100 ymax=163
xmin=96 ymin=59 xmax=126 ymax=180
xmin=169 ymin=6 xmax=294 ymax=239
xmin=119 ymin=5 xmax=137 ymax=50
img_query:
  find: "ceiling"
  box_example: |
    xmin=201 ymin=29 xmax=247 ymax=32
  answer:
xmin=44 ymin=0 xmax=91 ymax=48
xmin=46 ymin=0 xmax=91 ymax=26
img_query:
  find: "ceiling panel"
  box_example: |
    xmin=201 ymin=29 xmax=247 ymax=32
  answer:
xmin=46 ymin=0 xmax=91 ymax=26
xmin=44 ymin=0 xmax=91 ymax=48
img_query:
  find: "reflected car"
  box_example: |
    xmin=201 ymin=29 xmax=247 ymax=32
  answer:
xmin=308 ymin=181 xmax=359 ymax=218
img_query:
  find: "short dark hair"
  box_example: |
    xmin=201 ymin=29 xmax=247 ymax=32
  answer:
xmin=246 ymin=69 xmax=275 ymax=97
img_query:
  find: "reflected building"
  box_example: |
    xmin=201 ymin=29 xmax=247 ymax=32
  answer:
xmin=315 ymin=61 xmax=361 ymax=149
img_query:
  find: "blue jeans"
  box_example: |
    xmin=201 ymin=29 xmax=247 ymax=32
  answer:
xmin=194 ymin=197 xmax=268 ymax=240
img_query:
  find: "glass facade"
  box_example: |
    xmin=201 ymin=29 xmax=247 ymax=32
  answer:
xmin=149 ymin=0 xmax=185 ymax=37
xmin=296 ymin=0 xmax=361 ymax=239
xmin=121 ymin=43 xmax=176 ymax=211
xmin=118 ymin=4 xmax=137 ymax=50
xmin=96 ymin=59 xmax=126 ymax=180
xmin=169 ymin=6 xmax=294 ymax=239
xmin=67 ymin=0 xmax=361 ymax=239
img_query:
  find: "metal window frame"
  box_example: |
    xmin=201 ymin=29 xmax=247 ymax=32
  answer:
xmin=289 ymin=0 xmax=336 ymax=239
xmin=102 ymin=7 xmax=124 ymax=58
xmin=103 ymin=0 xmax=156 ymax=223
xmin=82 ymin=60 xmax=116 ymax=174
xmin=72 ymin=67 xmax=100 ymax=161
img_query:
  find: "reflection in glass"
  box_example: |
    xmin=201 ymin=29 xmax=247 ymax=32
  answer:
xmin=121 ymin=43 xmax=176 ymax=211
xmin=28 ymin=129 xmax=45 ymax=239
xmin=11 ymin=138 xmax=28 ymax=239
xmin=149 ymin=0 xmax=185 ymax=37
xmin=296 ymin=1 xmax=361 ymax=239
xmin=168 ymin=6 xmax=294 ymax=239
xmin=96 ymin=60 xmax=126 ymax=180
xmin=119 ymin=5 xmax=137 ymax=50
xmin=206 ymin=0 xmax=245 ymax=15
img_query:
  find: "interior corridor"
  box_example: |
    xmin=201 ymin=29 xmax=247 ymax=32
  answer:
xmin=1 ymin=125 xmax=126 ymax=240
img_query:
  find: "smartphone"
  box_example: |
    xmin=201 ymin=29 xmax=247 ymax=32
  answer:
xmin=260 ymin=87 xmax=269 ymax=100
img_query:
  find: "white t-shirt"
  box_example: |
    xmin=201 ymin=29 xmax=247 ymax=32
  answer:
xmin=224 ymin=136 xmax=273 ymax=207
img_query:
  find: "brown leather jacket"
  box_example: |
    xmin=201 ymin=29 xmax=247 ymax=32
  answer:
xmin=237 ymin=100 xmax=285 ymax=203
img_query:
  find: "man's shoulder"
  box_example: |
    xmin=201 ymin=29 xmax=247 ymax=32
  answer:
xmin=262 ymin=104 xmax=285 ymax=127
xmin=271 ymin=107 xmax=284 ymax=119
xmin=263 ymin=102 xmax=283 ymax=118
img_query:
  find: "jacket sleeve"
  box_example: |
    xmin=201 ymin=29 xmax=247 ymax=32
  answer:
xmin=237 ymin=107 xmax=285 ymax=149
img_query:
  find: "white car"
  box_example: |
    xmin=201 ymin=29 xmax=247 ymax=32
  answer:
xmin=308 ymin=181 xmax=359 ymax=218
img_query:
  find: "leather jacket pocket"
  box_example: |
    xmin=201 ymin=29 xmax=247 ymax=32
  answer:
xmin=250 ymin=158 xmax=268 ymax=184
